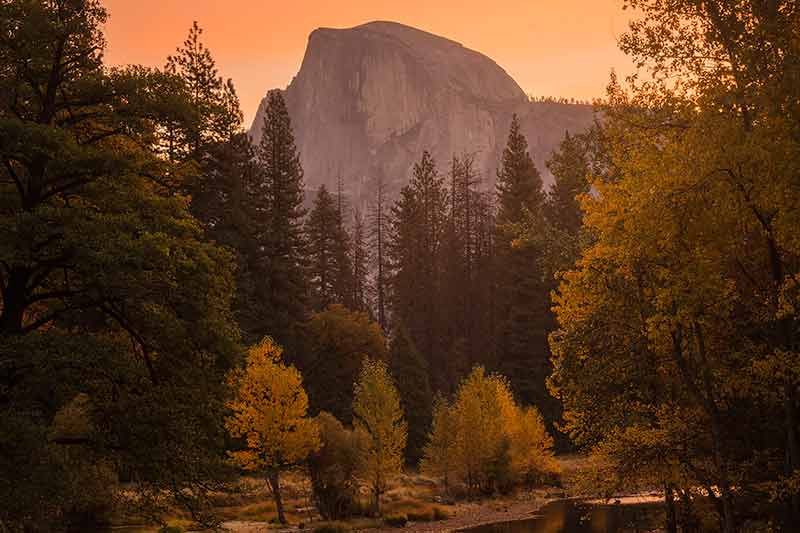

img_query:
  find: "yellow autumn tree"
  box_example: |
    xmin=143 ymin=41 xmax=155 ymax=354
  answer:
xmin=423 ymin=366 xmax=557 ymax=495
xmin=225 ymin=337 xmax=320 ymax=524
xmin=352 ymin=357 xmax=407 ymax=515
xmin=450 ymin=368 xmax=510 ymax=494
xmin=420 ymin=396 xmax=459 ymax=492
xmin=506 ymin=406 xmax=558 ymax=486
xmin=549 ymin=38 xmax=800 ymax=528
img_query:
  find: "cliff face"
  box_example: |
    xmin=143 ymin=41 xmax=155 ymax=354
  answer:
xmin=249 ymin=21 xmax=594 ymax=203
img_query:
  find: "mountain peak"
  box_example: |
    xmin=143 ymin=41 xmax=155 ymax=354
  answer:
xmin=352 ymin=20 xmax=465 ymax=46
xmin=300 ymin=20 xmax=525 ymax=105
xmin=311 ymin=21 xmax=464 ymax=47
xmin=249 ymin=22 xmax=593 ymax=206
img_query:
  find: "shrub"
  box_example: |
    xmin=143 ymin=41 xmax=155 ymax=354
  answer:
xmin=51 ymin=394 xmax=118 ymax=531
xmin=299 ymin=306 xmax=388 ymax=423
xmin=432 ymin=506 xmax=451 ymax=520
xmin=384 ymin=513 xmax=408 ymax=527
xmin=406 ymin=508 xmax=434 ymax=521
xmin=308 ymin=412 xmax=366 ymax=520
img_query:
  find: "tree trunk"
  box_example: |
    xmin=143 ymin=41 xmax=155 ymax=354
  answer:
xmin=267 ymin=469 xmax=286 ymax=524
xmin=0 ymin=268 xmax=30 ymax=335
xmin=695 ymin=325 xmax=736 ymax=533
xmin=373 ymin=486 xmax=381 ymax=517
xmin=783 ymin=379 xmax=800 ymax=522
xmin=679 ymin=489 xmax=699 ymax=533
xmin=671 ymin=325 xmax=736 ymax=533
xmin=664 ymin=484 xmax=678 ymax=533
xmin=756 ymin=205 xmax=799 ymax=522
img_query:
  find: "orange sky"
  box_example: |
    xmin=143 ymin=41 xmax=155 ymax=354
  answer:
xmin=102 ymin=0 xmax=636 ymax=126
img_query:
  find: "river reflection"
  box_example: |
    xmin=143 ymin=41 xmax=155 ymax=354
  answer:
xmin=458 ymin=499 xmax=663 ymax=533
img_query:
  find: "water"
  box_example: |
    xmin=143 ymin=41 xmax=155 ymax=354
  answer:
xmin=459 ymin=499 xmax=664 ymax=533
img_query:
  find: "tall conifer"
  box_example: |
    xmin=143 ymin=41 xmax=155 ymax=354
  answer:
xmin=494 ymin=115 xmax=554 ymax=419
xmin=389 ymin=323 xmax=433 ymax=465
xmin=306 ymin=185 xmax=353 ymax=310
xmin=351 ymin=209 xmax=371 ymax=312
xmin=368 ymin=176 xmax=390 ymax=330
xmin=389 ymin=151 xmax=448 ymax=391
xmin=254 ymin=90 xmax=308 ymax=348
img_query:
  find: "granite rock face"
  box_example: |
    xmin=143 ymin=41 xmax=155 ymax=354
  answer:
xmin=249 ymin=21 xmax=594 ymax=204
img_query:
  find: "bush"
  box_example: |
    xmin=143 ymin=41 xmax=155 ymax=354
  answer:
xmin=384 ymin=513 xmax=408 ymax=527
xmin=299 ymin=306 xmax=388 ymax=423
xmin=406 ymin=508 xmax=433 ymax=521
xmin=52 ymin=395 xmax=118 ymax=531
xmin=308 ymin=412 xmax=367 ymax=520
xmin=432 ymin=506 xmax=451 ymax=520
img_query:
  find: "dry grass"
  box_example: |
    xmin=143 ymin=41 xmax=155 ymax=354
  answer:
xmin=114 ymin=463 xmax=566 ymax=531
xmin=377 ymin=472 xmax=450 ymax=523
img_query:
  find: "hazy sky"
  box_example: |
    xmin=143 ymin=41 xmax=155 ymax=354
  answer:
xmin=102 ymin=0 xmax=637 ymax=126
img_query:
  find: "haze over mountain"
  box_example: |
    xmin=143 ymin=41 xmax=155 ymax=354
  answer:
xmin=249 ymin=21 xmax=595 ymax=203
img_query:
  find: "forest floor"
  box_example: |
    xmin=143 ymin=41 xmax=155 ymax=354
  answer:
xmin=121 ymin=455 xmax=603 ymax=532
xmin=220 ymin=488 xmax=562 ymax=533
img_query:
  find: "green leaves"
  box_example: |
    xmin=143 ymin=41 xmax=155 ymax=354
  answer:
xmin=0 ymin=2 xmax=242 ymax=528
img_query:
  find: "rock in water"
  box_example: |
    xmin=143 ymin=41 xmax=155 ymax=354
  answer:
xmin=249 ymin=21 xmax=594 ymax=204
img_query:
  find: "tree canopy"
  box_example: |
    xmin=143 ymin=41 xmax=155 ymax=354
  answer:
xmin=226 ymin=337 xmax=319 ymax=524
xmin=0 ymin=1 xmax=242 ymax=529
xmin=353 ymin=357 xmax=407 ymax=515
xmin=550 ymin=1 xmax=800 ymax=530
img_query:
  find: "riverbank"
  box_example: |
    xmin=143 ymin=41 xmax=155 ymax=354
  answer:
xmin=221 ymin=490 xmax=558 ymax=532
xmin=120 ymin=455 xmax=640 ymax=532
xmin=378 ymin=494 xmax=556 ymax=533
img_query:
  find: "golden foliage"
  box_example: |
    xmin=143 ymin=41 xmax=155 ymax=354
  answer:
xmin=507 ymin=406 xmax=559 ymax=484
xmin=225 ymin=337 xmax=320 ymax=471
xmin=352 ymin=357 xmax=407 ymax=512
xmin=422 ymin=366 xmax=557 ymax=494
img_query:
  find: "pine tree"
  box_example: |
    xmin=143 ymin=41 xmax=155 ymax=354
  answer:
xmin=165 ymin=21 xmax=235 ymax=159
xmin=351 ymin=208 xmax=371 ymax=312
xmin=493 ymin=115 xmax=555 ymax=419
xmin=545 ymin=131 xmax=590 ymax=236
xmin=534 ymin=130 xmax=594 ymax=287
xmin=165 ymin=22 xmax=248 ymax=222
xmin=164 ymin=23 xmax=272 ymax=346
xmin=306 ymin=185 xmax=352 ymax=310
xmin=496 ymin=115 xmax=545 ymax=227
xmin=440 ymin=156 xmax=469 ymax=381
xmin=389 ymin=151 xmax=448 ymax=391
xmin=333 ymin=177 xmax=355 ymax=309
xmin=368 ymin=175 xmax=390 ymax=330
xmin=471 ymin=190 xmax=498 ymax=370
xmin=389 ymin=323 xmax=433 ymax=465
xmin=253 ymin=89 xmax=308 ymax=349
xmin=439 ymin=153 xmax=496 ymax=380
